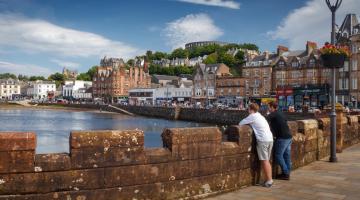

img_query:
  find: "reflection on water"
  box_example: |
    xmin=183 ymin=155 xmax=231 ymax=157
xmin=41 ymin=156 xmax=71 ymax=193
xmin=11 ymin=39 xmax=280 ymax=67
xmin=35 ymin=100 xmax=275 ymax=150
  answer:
xmin=0 ymin=109 xmax=209 ymax=153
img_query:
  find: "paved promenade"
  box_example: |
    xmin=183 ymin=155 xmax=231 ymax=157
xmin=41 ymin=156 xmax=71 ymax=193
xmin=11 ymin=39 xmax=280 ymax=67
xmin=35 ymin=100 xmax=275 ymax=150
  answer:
xmin=208 ymin=143 xmax=360 ymax=200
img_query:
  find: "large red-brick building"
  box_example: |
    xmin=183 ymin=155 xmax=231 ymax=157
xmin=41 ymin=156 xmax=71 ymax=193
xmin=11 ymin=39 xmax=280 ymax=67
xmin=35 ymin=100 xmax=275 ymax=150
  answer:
xmin=92 ymin=57 xmax=151 ymax=102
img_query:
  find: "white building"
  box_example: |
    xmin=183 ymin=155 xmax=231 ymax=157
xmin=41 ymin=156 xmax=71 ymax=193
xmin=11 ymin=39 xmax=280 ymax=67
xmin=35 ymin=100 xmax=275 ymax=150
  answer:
xmin=62 ymin=80 xmax=92 ymax=100
xmin=0 ymin=79 xmax=21 ymax=100
xmin=27 ymin=80 xmax=56 ymax=99
xmin=128 ymin=85 xmax=193 ymax=106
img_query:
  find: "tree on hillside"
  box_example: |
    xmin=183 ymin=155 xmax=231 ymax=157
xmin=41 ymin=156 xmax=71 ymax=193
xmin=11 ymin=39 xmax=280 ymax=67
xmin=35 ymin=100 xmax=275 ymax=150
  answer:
xmin=169 ymin=48 xmax=189 ymax=59
xmin=48 ymin=73 xmax=65 ymax=87
xmin=127 ymin=59 xmax=135 ymax=67
xmin=153 ymin=51 xmax=168 ymax=60
xmin=0 ymin=73 xmax=17 ymax=79
xmin=76 ymin=66 xmax=97 ymax=81
xmin=29 ymin=76 xmax=46 ymax=81
xmin=17 ymin=74 xmax=29 ymax=81
xmin=203 ymin=53 xmax=218 ymax=64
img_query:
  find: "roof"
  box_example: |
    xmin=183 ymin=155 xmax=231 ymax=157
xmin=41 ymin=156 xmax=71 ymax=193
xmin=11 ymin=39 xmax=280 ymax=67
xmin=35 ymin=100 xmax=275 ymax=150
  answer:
xmin=152 ymin=74 xmax=179 ymax=81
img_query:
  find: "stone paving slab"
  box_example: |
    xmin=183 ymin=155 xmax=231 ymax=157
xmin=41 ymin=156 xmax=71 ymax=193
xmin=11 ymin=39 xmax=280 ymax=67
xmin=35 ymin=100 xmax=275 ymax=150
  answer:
xmin=207 ymin=143 xmax=360 ymax=200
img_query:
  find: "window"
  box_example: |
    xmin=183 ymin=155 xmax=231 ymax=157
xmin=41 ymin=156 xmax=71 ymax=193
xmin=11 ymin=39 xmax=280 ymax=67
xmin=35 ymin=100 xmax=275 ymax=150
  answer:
xmin=253 ymin=88 xmax=259 ymax=96
xmin=307 ymin=69 xmax=315 ymax=77
xmin=352 ymin=44 xmax=358 ymax=53
xmin=344 ymin=61 xmax=349 ymax=71
xmin=254 ymin=70 xmax=260 ymax=77
xmin=352 ymin=78 xmax=358 ymax=90
xmin=292 ymin=62 xmax=298 ymax=68
xmin=244 ymin=70 xmax=250 ymax=77
xmin=254 ymin=79 xmax=261 ymax=87
xmin=263 ymin=69 xmax=269 ymax=76
xmin=352 ymin=59 xmax=358 ymax=71
xmin=245 ymin=80 xmax=249 ymax=88
xmin=228 ymin=88 xmax=232 ymax=94
xmin=278 ymin=61 xmax=285 ymax=68
xmin=309 ymin=59 xmax=315 ymax=67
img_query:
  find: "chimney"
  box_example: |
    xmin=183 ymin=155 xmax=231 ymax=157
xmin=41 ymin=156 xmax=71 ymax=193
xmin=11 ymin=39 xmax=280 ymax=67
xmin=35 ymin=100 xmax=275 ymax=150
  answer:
xmin=306 ymin=41 xmax=318 ymax=55
xmin=277 ymin=45 xmax=289 ymax=56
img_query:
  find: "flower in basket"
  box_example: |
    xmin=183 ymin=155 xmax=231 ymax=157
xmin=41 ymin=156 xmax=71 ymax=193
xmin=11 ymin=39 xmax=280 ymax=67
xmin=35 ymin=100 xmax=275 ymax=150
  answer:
xmin=320 ymin=42 xmax=350 ymax=68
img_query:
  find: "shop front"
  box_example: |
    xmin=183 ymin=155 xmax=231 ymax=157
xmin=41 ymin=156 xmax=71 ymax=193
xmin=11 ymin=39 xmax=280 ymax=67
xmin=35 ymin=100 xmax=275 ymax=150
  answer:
xmin=276 ymin=85 xmax=329 ymax=110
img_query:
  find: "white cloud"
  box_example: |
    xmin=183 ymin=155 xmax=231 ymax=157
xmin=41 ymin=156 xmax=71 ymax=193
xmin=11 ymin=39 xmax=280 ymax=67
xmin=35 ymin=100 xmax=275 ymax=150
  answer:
xmin=50 ymin=59 xmax=80 ymax=69
xmin=164 ymin=13 xmax=223 ymax=49
xmin=0 ymin=13 xmax=142 ymax=59
xmin=268 ymin=0 xmax=360 ymax=50
xmin=0 ymin=61 xmax=53 ymax=76
xmin=177 ymin=0 xmax=240 ymax=9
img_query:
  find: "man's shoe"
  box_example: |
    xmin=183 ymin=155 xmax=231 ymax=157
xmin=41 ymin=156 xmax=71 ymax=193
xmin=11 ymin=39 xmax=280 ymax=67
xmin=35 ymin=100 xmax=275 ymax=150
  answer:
xmin=277 ymin=173 xmax=290 ymax=180
xmin=262 ymin=180 xmax=273 ymax=188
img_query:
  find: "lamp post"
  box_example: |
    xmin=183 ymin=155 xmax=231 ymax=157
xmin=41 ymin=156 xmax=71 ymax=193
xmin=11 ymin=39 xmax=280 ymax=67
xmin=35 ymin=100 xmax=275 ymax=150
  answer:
xmin=325 ymin=0 xmax=342 ymax=163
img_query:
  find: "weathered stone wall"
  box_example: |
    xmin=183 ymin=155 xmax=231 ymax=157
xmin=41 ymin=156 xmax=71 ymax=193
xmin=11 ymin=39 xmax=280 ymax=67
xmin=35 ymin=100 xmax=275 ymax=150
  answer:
xmin=1 ymin=115 xmax=359 ymax=200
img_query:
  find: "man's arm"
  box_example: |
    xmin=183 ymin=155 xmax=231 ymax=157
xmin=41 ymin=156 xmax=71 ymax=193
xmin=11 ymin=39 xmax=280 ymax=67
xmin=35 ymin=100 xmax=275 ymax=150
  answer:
xmin=239 ymin=114 xmax=254 ymax=125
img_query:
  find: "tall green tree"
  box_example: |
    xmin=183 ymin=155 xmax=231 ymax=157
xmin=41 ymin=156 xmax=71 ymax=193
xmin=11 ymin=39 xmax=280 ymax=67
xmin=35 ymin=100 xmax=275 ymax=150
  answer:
xmin=48 ymin=73 xmax=65 ymax=87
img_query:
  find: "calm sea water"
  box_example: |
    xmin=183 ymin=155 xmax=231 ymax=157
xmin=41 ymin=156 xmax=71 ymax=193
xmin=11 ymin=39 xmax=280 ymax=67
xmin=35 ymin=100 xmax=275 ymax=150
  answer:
xmin=0 ymin=109 xmax=210 ymax=153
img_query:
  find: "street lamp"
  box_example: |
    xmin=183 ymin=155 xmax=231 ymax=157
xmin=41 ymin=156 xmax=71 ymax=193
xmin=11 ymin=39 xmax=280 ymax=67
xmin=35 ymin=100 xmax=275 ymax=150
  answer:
xmin=325 ymin=0 xmax=342 ymax=163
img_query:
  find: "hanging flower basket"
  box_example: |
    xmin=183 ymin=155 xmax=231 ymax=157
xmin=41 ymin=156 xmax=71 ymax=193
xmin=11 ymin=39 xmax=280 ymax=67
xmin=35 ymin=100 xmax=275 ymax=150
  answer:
xmin=321 ymin=53 xmax=346 ymax=68
xmin=320 ymin=43 xmax=350 ymax=68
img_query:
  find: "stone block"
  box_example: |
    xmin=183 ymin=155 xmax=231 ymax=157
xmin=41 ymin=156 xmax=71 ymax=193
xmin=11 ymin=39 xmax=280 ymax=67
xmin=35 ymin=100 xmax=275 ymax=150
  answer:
xmin=0 ymin=151 xmax=34 ymax=173
xmin=70 ymin=147 xmax=104 ymax=169
xmin=162 ymin=127 xmax=221 ymax=147
xmin=34 ymin=153 xmax=70 ymax=172
xmin=71 ymin=146 xmax=145 ymax=169
xmin=305 ymin=139 xmax=318 ymax=152
xmin=220 ymin=142 xmax=242 ymax=156
xmin=40 ymin=169 xmax=104 ymax=193
xmin=70 ymin=130 xmax=144 ymax=149
xmin=0 ymin=132 xmax=36 ymax=151
xmin=221 ymin=153 xmax=251 ymax=172
xmin=104 ymin=163 xmax=171 ymax=187
xmin=0 ymin=169 xmax=104 ymax=195
xmin=287 ymin=121 xmax=298 ymax=136
xmin=144 ymin=147 xmax=172 ymax=164
xmin=297 ymin=120 xmax=318 ymax=133
xmin=198 ymin=157 xmax=222 ymax=176
xmin=0 ymin=172 xmax=42 ymax=195
xmin=170 ymin=141 xmax=220 ymax=160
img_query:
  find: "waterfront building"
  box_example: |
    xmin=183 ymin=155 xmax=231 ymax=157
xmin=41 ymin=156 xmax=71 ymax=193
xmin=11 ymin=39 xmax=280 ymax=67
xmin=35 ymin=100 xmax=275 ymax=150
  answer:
xmin=185 ymin=41 xmax=229 ymax=50
xmin=92 ymin=57 xmax=151 ymax=102
xmin=26 ymin=80 xmax=56 ymax=99
xmin=0 ymin=79 xmax=21 ymax=100
xmin=129 ymin=85 xmax=193 ymax=106
xmin=62 ymin=80 xmax=92 ymax=100
xmin=272 ymin=42 xmax=331 ymax=110
xmin=349 ymin=30 xmax=360 ymax=107
xmin=215 ymin=76 xmax=245 ymax=107
xmin=335 ymin=14 xmax=360 ymax=107
xmin=243 ymin=50 xmax=277 ymax=105
xmin=192 ymin=63 xmax=231 ymax=105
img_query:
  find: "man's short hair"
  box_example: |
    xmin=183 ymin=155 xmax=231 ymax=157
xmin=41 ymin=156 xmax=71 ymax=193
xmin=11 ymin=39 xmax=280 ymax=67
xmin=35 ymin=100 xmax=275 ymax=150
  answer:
xmin=249 ymin=103 xmax=259 ymax=112
xmin=268 ymin=101 xmax=278 ymax=110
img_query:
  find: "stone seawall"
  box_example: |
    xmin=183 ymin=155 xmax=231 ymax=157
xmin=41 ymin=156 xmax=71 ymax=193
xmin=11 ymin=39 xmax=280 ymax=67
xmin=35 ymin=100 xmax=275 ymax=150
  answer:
xmin=38 ymin=104 xmax=315 ymax=125
xmin=1 ymin=115 xmax=359 ymax=200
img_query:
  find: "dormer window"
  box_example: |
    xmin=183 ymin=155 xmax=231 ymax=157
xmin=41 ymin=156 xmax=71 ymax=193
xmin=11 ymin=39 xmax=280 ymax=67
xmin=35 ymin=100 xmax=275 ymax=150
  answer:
xmin=309 ymin=59 xmax=315 ymax=67
xmin=278 ymin=61 xmax=285 ymax=68
xmin=292 ymin=62 xmax=299 ymax=68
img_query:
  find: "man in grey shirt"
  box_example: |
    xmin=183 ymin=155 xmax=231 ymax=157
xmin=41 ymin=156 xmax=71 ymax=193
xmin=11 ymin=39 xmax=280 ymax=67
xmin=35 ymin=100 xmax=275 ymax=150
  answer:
xmin=239 ymin=103 xmax=274 ymax=187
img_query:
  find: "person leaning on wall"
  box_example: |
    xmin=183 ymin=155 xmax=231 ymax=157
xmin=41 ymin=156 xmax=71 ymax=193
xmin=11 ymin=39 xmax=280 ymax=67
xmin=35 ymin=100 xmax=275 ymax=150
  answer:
xmin=239 ymin=103 xmax=274 ymax=187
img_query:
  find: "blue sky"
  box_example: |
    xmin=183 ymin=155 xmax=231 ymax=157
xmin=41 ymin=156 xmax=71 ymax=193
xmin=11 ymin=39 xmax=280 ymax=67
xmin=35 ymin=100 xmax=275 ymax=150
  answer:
xmin=0 ymin=0 xmax=359 ymax=76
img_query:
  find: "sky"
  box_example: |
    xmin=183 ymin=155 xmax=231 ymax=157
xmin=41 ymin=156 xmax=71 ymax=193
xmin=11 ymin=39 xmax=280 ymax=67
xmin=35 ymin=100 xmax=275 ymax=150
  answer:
xmin=0 ymin=0 xmax=359 ymax=76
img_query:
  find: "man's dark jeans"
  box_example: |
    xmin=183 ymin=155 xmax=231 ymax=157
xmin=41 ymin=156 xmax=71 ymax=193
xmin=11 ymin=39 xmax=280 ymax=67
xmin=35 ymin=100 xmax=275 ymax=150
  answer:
xmin=274 ymin=138 xmax=292 ymax=175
